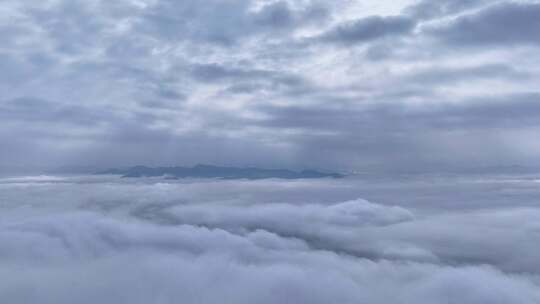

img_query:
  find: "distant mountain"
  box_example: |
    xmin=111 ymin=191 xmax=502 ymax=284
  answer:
xmin=97 ymin=164 xmax=344 ymax=180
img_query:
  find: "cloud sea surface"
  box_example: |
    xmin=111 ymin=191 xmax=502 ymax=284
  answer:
xmin=1 ymin=174 xmax=539 ymax=303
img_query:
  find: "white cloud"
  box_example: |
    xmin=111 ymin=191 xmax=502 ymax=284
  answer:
xmin=1 ymin=208 xmax=539 ymax=304
xmin=1 ymin=175 xmax=540 ymax=303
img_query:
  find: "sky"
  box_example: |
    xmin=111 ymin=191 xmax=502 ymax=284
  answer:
xmin=2 ymin=0 xmax=540 ymax=171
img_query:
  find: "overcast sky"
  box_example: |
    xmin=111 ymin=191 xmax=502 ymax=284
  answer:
xmin=2 ymin=0 xmax=540 ymax=171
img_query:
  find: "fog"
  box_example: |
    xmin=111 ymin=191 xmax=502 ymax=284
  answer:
xmin=1 ymin=174 xmax=539 ymax=303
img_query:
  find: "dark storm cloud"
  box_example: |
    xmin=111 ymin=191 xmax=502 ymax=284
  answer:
xmin=318 ymin=15 xmax=416 ymax=45
xmin=431 ymin=2 xmax=540 ymax=47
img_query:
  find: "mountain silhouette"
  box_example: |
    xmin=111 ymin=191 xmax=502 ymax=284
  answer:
xmin=98 ymin=164 xmax=344 ymax=180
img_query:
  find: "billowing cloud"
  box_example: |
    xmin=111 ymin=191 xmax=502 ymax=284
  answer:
xmin=1 ymin=175 xmax=540 ymax=303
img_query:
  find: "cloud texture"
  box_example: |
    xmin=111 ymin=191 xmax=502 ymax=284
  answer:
xmin=1 ymin=175 xmax=540 ymax=303
xmin=1 ymin=0 xmax=540 ymax=171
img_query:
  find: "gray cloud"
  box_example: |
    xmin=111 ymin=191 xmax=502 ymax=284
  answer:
xmin=254 ymin=92 xmax=540 ymax=138
xmin=430 ymin=2 xmax=540 ymax=47
xmin=136 ymin=0 xmax=329 ymax=46
xmin=406 ymin=63 xmax=530 ymax=84
xmin=246 ymin=91 xmax=540 ymax=169
xmin=189 ymin=63 xmax=307 ymax=91
xmin=0 ymin=97 xmax=113 ymax=127
xmin=1 ymin=0 xmax=540 ymax=172
xmin=318 ymin=15 xmax=416 ymax=45
xmin=405 ymin=0 xmax=490 ymax=19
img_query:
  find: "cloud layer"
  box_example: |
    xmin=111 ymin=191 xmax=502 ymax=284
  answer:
xmin=1 ymin=175 xmax=540 ymax=303
xmin=1 ymin=0 xmax=540 ymax=171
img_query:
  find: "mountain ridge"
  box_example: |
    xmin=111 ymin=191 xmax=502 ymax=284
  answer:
xmin=97 ymin=164 xmax=344 ymax=180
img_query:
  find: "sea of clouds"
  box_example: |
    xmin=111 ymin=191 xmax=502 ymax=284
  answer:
xmin=1 ymin=174 xmax=540 ymax=303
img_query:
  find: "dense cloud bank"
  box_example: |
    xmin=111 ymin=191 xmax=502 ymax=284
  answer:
xmin=1 ymin=175 xmax=540 ymax=303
